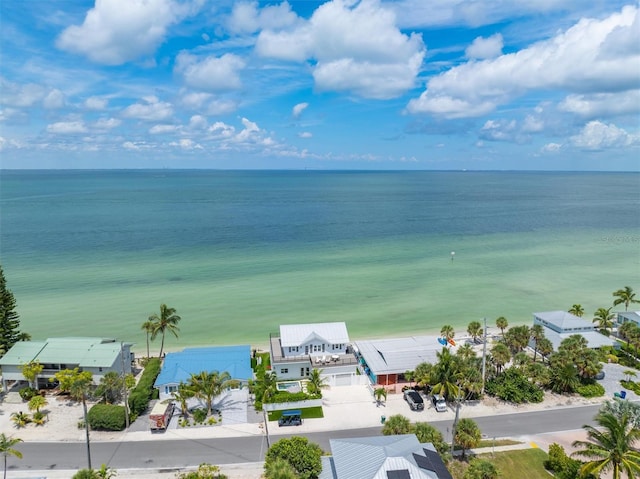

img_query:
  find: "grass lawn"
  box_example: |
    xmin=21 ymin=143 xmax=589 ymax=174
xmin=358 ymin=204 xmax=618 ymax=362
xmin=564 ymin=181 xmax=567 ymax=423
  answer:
xmin=267 ymin=406 xmax=324 ymax=421
xmin=448 ymin=448 xmax=549 ymax=479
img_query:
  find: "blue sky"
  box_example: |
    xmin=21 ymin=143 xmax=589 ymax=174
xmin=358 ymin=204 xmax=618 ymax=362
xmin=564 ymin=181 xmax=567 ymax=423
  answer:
xmin=1 ymin=0 xmax=639 ymax=170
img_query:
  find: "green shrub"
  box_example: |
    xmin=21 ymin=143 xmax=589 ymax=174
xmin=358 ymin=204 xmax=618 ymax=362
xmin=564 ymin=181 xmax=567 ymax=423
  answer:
xmin=128 ymin=358 xmax=161 ymax=416
xmin=192 ymin=408 xmax=208 ymax=424
xmin=621 ymin=380 xmax=640 ymax=394
xmin=72 ymin=469 xmax=99 ymax=479
xmin=485 ymin=368 xmax=544 ymax=403
xmin=576 ymin=381 xmax=605 ymax=398
xmin=88 ymin=404 xmax=126 ymax=431
xmin=544 ymin=443 xmax=584 ymax=479
xmin=19 ymin=386 xmax=39 ymax=401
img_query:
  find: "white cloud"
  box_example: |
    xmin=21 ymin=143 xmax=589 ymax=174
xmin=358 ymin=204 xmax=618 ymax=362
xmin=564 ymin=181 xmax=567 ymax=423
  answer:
xmin=292 ymin=102 xmax=309 ymax=118
xmin=465 ymin=34 xmax=503 ymax=59
xmin=479 ymin=119 xmax=517 ymax=141
xmin=407 ymin=5 xmax=639 ymax=117
xmin=169 ymin=138 xmax=202 ymax=149
xmin=559 ymin=90 xmax=640 ymax=118
xmin=85 ymin=97 xmax=109 ymax=110
xmin=122 ymin=96 xmax=173 ymax=121
xmin=298 ymin=131 xmax=312 ymax=138
xmin=94 ymin=117 xmax=121 ymax=129
xmin=570 ymin=120 xmax=638 ymax=150
xmin=522 ymin=115 xmax=544 ymax=133
xmin=175 ymin=53 xmax=245 ymax=92
xmin=542 ymin=142 xmax=562 ymax=153
xmin=188 ymin=115 xmax=208 ymax=130
xmin=149 ymin=124 xmax=179 ymax=134
xmin=43 ymin=89 xmax=65 ymax=109
xmin=256 ymin=0 xmax=426 ymax=99
xmin=227 ymin=1 xmax=299 ymax=35
xmin=56 ymin=0 xmax=198 ymax=65
xmin=205 ymin=99 xmax=237 ymax=115
xmin=46 ymin=121 xmax=88 ymax=134
xmin=0 ymin=79 xmax=45 ymax=107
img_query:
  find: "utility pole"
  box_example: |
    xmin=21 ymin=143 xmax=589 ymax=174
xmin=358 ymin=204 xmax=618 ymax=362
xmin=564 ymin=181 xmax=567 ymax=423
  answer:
xmin=262 ymin=406 xmax=271 ymax=449
xmin=481 ymin=317 xmax=487 ymax=395
xmin=450 ymin=389 xmax=461 ymax=457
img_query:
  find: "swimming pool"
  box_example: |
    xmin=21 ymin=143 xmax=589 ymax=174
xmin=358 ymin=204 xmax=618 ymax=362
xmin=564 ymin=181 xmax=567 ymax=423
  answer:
xmin=276 ymin=381 xmax=302 ymax=392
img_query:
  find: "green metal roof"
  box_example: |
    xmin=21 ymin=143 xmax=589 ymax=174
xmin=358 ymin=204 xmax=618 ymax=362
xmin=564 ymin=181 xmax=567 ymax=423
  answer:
xmin=0 ymin=337 xmax=124 ymax=368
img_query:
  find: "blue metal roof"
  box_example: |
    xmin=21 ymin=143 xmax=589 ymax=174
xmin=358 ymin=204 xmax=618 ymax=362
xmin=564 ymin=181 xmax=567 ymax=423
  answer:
xmin=154 ymin=345 xmax=252 ymax=387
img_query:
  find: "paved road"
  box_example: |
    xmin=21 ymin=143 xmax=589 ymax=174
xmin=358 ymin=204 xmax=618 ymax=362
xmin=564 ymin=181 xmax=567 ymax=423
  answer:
xmin=10 ymin=405 xmax=602 ymax=472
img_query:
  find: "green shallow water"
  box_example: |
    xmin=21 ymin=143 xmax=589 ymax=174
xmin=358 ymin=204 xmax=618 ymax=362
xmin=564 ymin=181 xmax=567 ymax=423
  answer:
xmin=7 ymin=229 xmax=639 ymax=351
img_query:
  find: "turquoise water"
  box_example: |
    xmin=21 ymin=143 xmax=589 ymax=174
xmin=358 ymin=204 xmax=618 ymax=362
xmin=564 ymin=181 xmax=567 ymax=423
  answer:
xmin=1 ymin=170 xmax=638 ymax=352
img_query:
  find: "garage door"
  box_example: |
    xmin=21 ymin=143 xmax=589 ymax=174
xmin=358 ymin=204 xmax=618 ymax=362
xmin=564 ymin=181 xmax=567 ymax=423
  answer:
xmin=334 ymin=374 xmax=352 ymax=387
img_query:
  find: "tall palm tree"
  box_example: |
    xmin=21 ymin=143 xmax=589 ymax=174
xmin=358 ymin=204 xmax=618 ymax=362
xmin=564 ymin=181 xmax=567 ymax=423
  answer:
xmin=172 ymin=382 xmax=195 ymax=418
xmin=490 ymin=343 xmax=511 ymax=374
xmin=188 ymin=370 xmax=235 ymax=416
xmin=430 ymin=347 xmax=461 ymax=401
xmin=536 ymin=337 xmax=554 ymax=362
xmin=440 ymin=324 xmax=455 ymax=341
xmin=148 ymin=304 xmax=181 ymax=358
xmin=68 ymin=371 xmax=94 ymax=470
xmin=593 ymin=307 xmax=616 ymax=334
xmin=568 ymin=304 xmax=585 ymax=317
xmin=467 ymin=321 xmax=482 ymax=343
xmin=140 ymin=319 xmax=155 ymax=359
xmin=374 ymin=387 xmax=388 ymax=407
xmin=454 ymin=418 xmax=481 ymax=459
xmin=530 ymin=324 xmax=545 ymax=361
xmin=0 ymin=433 xmax=23 ymax=479
xmin=572 ymin=410 xmax=640 ymax=479
xmin=495 ymin=316 xmax=508 ymax=336
xmin=613 ymin=286 xmax=640 ymax=311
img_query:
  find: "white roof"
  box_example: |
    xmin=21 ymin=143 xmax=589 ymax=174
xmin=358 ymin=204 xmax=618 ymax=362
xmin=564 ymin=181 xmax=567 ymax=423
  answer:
xmin=541 ymin=327 xmax=618 ymax=351
xmin=533 ymin=311 xmax=594 ymax=332
xmin=355 ymin=336 xmax=456 ymax=375
xmin=280 ymin=322 xmax=349 ymax=348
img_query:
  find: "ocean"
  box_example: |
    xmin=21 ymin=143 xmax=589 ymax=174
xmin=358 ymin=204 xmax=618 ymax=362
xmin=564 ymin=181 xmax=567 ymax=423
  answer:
xmin=1 ymin=170 xmax=639 ymax=352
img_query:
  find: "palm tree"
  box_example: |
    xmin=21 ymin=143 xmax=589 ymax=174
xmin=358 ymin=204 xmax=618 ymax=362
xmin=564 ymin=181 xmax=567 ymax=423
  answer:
xmin=374 ymin=387 xmax=388 ymax=407
xmin=307 ymin=368 xmax=329 ymax=395
xmin=530 ymin=324 xmax=545 ymax=361
xmin=264 ymin=456 xmax=298 ymax=479
xmin=430 ymin=347 xmax=461 ymax=401
xmin=455 ymin=418 xmax=482 ymax=459
xmin=440 ymin=325 xmax=455 ymax=341
xmin=467 ymin=321 xmax=482 ymax=343
xmin=381 ymin=414 xmax=412 ymax=435
xmin=593 ymin=307 xmax=616 ymax=334
xmin=572 ymin=410 xmax=640 ymax=478
xmin=464 ymin=459 xmax=499 ymax=479
xmin=490 ymin=343 xmax=511 ymax=374
xmin=172 ymin=382 xmax=195 ymax=418
xmin=27 ymin=395 xmax=47 ymax=414
xmin=68 ymin=371 xmax=94 ymax=470
xmin=536 ymin=337 xmax=554 ymax=362
xmin=140 ymin=319 xmax=155 ymax=359
xmin=614 ymin=286 xmax=640 ymax=311
xmin=495 ymin=316 xmax=508 ymax=336
xmin=569 ymin=304 xmax=585 ymax=317
xmin=0 ymin=433 xmax=23 ymax=479
xmin=188 ymin=370 xmax=235 ymax=416
xmin=148 ymin=304 xmax=181 ymax=358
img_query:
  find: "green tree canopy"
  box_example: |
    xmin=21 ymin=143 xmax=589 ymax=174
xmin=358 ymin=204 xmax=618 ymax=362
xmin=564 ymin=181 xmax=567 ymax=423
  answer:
xmin=382 ymin=414 xmax=412 ymax=436
xmin=568 ymin=304 xmax=585 ymax=317
xmin=613 ymin=286 xmax=640 ymax=311
xmin=19 ymin=361 xmax=43 ymax=388
xmin=0 ymin=266 xmax=25 ymax=357
xmin=264 ymin=436 xmax=323 ymax=479
xmin=464 ymin=458 xmax=499 ymax=479
xmin=455 ymin=418 xmax=481 ymax=459
xmin=495 ymin=316 xmax=508 ymax=336
xmin=188 ymin=370 xmax=236 ymax=416
xmin=1 ymin=433 xmax=23 ymax=479
xmin=467 ymin=321 xmax=483 ymax=343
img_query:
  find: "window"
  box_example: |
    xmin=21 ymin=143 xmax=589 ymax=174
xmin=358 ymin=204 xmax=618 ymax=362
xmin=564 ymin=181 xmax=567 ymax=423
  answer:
xmin=300 ymin=367 xmax=305 ymax=376
xmin=281 ymin=368 xmax=289 ymax=374
xmin=98 ymin=367 xmax=103 ymax=372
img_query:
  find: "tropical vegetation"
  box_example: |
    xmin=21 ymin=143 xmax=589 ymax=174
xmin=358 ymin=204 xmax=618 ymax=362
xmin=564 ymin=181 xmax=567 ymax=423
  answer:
xmin=454 ymin=418 xmax=482 ymax=459
xmin=0 ymin=433 xmax=23 ymax=479
xmin=0 ymin=266 xmax=28 ymax=358
xmin=613 ymin=286 xmax=639 ymax=311
xmin=264 ymin=436 xmax=323 ymax=479
xmin=147 ymin=303 xmax=182 ymax=358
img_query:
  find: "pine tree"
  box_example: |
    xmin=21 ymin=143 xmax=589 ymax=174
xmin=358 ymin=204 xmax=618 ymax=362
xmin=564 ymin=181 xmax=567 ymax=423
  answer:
xmin=0 ymin=266 xmax=24 ymax=356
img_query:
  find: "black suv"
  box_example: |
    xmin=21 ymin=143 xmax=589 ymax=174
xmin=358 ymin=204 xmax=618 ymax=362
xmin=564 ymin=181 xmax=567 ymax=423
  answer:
xmin=278 ymin=410 xmax=303 ymax=427
xmin=403 ymin=389 xmax=424 ymax=411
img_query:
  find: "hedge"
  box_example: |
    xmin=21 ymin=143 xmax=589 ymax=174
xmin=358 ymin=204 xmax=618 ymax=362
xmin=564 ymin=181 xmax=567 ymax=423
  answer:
xmin=87 ymin=403 xmax=126 ymax=431
xmin=128 ymin=357 xmax=161 ymax=417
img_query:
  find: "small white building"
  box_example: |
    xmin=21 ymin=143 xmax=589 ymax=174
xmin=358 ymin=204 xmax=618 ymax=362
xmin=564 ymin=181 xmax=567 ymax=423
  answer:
xmin=532 ymin=311 xmax=619 ymax=351
xmin=269 ymin=322 xmax=361 ymax=386
xmin=0 ymin=337 xmax=133 ymax=390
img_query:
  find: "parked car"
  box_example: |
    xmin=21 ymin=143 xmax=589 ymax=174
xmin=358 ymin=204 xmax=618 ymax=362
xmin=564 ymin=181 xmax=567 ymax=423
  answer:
xmin=278 ymin=410 xmax=303 ymax=427
xmin=431 ymin=394 xmax=447 ymax=412
xmin=403 ymin=389 xmax=424 ymax=411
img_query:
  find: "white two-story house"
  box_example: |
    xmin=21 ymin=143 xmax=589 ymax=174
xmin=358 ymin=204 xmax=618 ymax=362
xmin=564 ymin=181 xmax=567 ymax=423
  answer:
xmin=269 ymin=322 xmax=362 ymax=386
xmin=532 ymin=311 xmax=618 ymax=351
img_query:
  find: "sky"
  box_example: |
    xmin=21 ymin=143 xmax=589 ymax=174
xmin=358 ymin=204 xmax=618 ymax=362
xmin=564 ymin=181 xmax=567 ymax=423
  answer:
xmin=0 ymin=0 xmax=639 ymax=170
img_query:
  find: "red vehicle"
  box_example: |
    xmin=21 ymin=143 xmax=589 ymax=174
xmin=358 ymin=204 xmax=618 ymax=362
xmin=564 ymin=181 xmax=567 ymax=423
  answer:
xmin=149 ymin=401 xmax=174 ymax=431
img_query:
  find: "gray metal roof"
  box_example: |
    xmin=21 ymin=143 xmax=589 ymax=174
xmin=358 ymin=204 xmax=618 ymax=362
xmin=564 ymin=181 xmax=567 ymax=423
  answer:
xmin=533 ymin=311 xmax=594 ymax=332
xmin=280 ymin=322 xmax=349 ymax=348
xmin=355 ymin=336 xmax=456 ymax=375
xmin=541 ymin=327 xmax=618 ymax=351
xmin=324 ymin=435 xmax=445 ymax=479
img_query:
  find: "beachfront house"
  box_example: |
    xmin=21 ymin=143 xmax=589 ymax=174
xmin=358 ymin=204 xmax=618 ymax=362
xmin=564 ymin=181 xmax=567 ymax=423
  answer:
xmin=0 ymin=337 xmax=133 ymax=391
xmin=269 ymin=322 xmax=361 ymax=386
xmin=532 ymin=311 xmax=619 ymax=351
xmin=617 ymin=311 xmax=640 ymax=328
xmin=354 ymin=335 xmax=457 ymax=391
xmin=319 ymin=434 xmax=453 ymax=479
xmin=154 ymin=345 xmax=252 ymax=401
